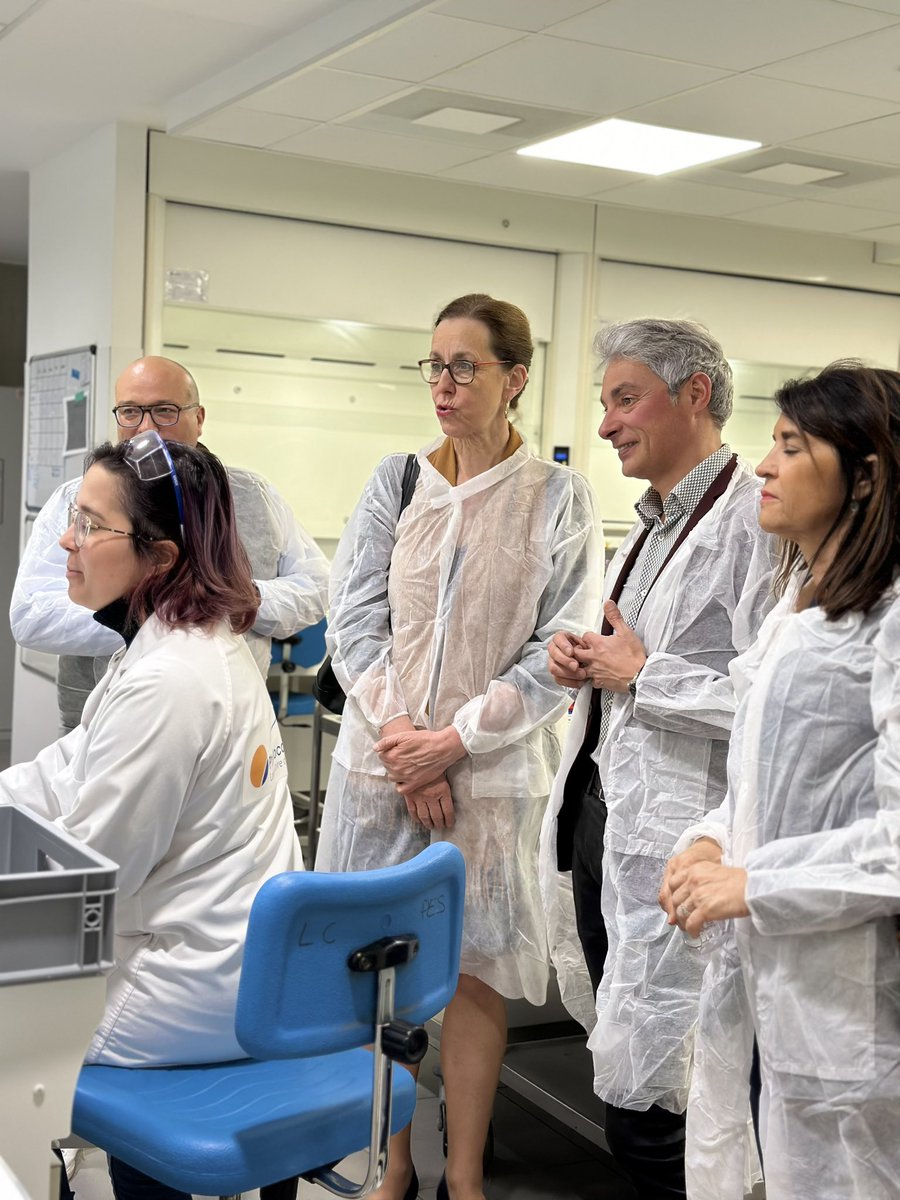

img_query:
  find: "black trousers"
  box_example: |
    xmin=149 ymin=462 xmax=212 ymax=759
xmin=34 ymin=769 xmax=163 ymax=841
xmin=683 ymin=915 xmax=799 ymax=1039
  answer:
xmin=571 ymin=777 xmax=687 ymax=1200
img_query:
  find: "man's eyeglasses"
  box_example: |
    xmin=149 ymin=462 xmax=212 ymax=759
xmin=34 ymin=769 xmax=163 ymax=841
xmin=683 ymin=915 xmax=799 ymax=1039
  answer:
xmin=66 ymin=503 xmax=149 ymax=550
xmin=124 ymin=430 xmax=186 ymax=542
xmin=112 ymin=402 xmax=199 ymax=429
xmin=417 ymin=359 xmax=512 ymax=386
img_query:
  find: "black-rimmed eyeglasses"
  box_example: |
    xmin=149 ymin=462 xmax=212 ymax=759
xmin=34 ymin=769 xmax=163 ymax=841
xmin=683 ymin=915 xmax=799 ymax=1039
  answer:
xmin=112 ymin=402 xmax=199 ymax=429
xmin=417 ymin=359 xmax=512 ymax=386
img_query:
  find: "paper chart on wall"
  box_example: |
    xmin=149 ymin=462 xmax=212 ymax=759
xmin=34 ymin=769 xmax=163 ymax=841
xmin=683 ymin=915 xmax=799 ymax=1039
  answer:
xmin=25 ymin=346 xmax=95 ymax=512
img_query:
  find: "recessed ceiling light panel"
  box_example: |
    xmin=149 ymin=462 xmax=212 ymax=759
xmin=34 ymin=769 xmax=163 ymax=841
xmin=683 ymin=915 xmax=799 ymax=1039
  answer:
xmin=414 ymin=107 xmax=521 ymax=135
xmin=518 ymin=119 xmax=760 ymax=176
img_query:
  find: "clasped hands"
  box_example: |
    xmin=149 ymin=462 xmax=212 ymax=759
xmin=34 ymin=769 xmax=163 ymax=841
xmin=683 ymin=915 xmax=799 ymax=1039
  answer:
xmin=659 ymin=839 xmax=749 ymax=938
xmin=374 ymin=718 xmax=466 ymax=831
xmin=548 ymin=600 xmax=648 ymax=692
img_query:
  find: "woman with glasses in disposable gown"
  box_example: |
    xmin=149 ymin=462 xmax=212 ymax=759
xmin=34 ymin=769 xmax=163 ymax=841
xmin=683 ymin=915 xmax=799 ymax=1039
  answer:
xmin=316 ymin=294 xmax=602 ymax=1200
xmin=0 ymin=432 xmax=303 ymax=1200
xmin=661 ymin=363 xmax=900 ymax=1200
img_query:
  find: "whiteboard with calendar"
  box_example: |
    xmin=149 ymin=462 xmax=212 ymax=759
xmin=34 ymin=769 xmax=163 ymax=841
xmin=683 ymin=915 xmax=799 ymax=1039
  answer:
xmin=25 ymin=346 xmax=95 ymax=512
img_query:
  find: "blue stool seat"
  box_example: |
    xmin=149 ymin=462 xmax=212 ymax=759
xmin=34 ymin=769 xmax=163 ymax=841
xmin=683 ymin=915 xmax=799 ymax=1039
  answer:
xmin=73 ymin=844 xmax=466 ymax=1198
xmin=74 ymin=1049 xmax=416 ymax=1195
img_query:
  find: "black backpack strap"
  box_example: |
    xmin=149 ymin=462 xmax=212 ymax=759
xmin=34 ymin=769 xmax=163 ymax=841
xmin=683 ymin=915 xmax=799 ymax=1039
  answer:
xmin=399 ymin=453 xmax=420 ymax=515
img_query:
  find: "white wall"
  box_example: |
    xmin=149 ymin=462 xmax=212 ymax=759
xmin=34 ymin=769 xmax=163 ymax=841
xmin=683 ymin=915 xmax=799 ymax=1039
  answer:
xmin=161 ymin=203 xmax=558 ymax=337
xmin=0 ymin=387 xmax=23 ymax=736
xmin=595 ymin=262 xmax=900 ymax=368
xmin=12 ymin=123 xmax=146 ymax=763
xmin=589 ymin=260 xmax=900 ymax=530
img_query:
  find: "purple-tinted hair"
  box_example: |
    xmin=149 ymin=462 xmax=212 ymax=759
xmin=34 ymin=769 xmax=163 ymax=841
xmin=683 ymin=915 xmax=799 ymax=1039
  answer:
xmin=84 ymin=440 xmax=258 ymax=634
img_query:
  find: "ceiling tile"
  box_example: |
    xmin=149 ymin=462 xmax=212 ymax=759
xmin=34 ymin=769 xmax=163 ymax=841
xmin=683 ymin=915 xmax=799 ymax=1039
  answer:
xmin=732 ymin=198 xmax=900 ymax=233
xmin=862 ymin=221 xmax=900 ymax=238
xmin=182 ymin=106 xmax=315 ymax=148
xmin=805 ymin=172 xmax=900 ymax=208
xmin=268 ymin=122 xmax=489 ymax=173
xmin=550 ymin=0 xmax=898 ymax=71
xmin=830 ymin=0 xmax=900 ymax=12
xmin=345 ymin=88 xmax=591 ymax=151
xmin=595 ymin=177 xmax=785 ymax=216
xmin=624 ymin=74 xmax=899 ymax=143
xmin=0 ymin=0 xmax=302 ymax=118
xmin=744 ymin=163 xmax=846 ymax=184
xmin=757 ymin=23 xmax=900 ymax=101
xmin=432 ymin=35 xmax=726 ymax=113
xmin=327 ymin=12 xmax=523 ymax=83
xmin=241 ymin=67 xmax=409 ymax=122
xmin=683 ymin=147 xmax=899 ymax=200
xmin=440 ymin=149 xmax=642 ymax=196
xmin=119 ymin=0 xmax=337 ymax=30
xmin=436 ymin=0 xmax=604 ymax=32
xmin=788 ymin=111 xmax=900 ymax=165
xmin=0 ymin=0 xmax=38 ymax=22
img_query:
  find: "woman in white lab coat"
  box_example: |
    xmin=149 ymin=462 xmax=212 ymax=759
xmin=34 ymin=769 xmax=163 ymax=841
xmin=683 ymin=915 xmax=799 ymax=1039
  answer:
xmin=0 ymin=432 xmax=302 ymax=1200
xmin=316 ymin=294 xmax=601 ymax=1200
xmin=661 ymin=362 xmax=900 ymax=1200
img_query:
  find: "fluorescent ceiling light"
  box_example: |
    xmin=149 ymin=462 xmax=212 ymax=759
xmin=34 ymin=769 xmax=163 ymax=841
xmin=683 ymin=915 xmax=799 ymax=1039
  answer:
xmin=518 ymin=119 xmax=760 ymax=176
xmin=743 ymin=163 xmax=844 ymax=185
xmin=414 ymin=107 xmax=520 ymax=135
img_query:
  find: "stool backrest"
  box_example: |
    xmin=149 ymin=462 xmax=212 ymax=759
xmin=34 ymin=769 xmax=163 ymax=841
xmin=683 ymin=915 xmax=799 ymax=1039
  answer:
xmin=235 ymin=842 xmax=465 ymax=1060
xmin=291 ymin=618 xmax=328 ymax=668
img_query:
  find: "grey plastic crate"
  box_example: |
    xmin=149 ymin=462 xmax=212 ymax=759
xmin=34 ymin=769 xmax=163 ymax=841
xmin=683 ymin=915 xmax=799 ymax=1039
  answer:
xmin=0 ymin=806 xmax=117 ymax=986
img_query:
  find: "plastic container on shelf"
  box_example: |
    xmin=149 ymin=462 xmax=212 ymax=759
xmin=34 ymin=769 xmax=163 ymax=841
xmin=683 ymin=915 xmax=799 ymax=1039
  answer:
xmin=0 ymin=805 xmax=116 ymax=987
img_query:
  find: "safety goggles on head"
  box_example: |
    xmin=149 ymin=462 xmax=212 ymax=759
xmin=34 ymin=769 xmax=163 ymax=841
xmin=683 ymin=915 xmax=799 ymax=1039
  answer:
xmin=124 ymin=429 xmax=186 ymax=543
xmin=112 ymin=402 xmax=199 ymax=429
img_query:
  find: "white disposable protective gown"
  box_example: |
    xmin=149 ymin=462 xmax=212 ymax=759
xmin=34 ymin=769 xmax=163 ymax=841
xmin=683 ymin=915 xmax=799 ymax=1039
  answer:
xmin=0 ymin=615 xmax=303 ymax=1066
xmin=10 ymin=467 xmax=330 ymax=678
xmin=679 ymin=580 xmax=900 ymax=1200
xmin=539 ymin=458 xmax=776 ymax=1110
xmin=316 ymin=440 xmax=602 ymax=1003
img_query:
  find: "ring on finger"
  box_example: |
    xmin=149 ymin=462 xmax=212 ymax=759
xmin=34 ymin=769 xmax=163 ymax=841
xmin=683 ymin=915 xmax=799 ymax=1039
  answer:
xmin=677 ymin=902 xmax=692 ymax=920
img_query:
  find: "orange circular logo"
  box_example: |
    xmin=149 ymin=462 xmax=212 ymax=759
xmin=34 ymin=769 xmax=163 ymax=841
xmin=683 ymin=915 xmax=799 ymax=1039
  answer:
xmin=250 ymin=744 xmax=269 ymax=788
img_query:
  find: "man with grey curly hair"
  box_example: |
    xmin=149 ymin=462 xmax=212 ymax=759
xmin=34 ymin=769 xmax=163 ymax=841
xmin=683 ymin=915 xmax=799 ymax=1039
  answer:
xmin=540 ymin=317 xmax=776 ymax=1198
xmin=596 ymin=317 xmax=734 ymax=428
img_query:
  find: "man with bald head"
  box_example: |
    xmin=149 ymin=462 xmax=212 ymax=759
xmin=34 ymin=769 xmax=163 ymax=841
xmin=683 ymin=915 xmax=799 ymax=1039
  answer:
xmin=11 ymin=355 xmax=329 ymax=731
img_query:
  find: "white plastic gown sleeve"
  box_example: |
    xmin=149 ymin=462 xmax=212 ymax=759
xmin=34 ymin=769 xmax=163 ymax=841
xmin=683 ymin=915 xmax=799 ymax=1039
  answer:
xmin=9 ymin=472 xmax=329 ymax=658
xmin=327 ymin=447 xmax=602 ymax=747
xmin=326 ymin=453 xmax=414 ymax=730
xmin=10 ymin=479 xmax=122 ymax=656
xmin=685 ymin=585 xmax=900 ymax=1200
xmin=227 ymin=471 xmax=330 ymax=639
xmin=744 ymin=594 xmax=900 ymax=931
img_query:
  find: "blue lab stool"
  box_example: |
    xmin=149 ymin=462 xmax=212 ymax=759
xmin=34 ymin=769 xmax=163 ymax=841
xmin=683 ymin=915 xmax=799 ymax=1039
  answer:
xmin=72 ymin=843 xmax=465 ymax=1197
xmin=269 ymin=618 xmax=328 ymax=721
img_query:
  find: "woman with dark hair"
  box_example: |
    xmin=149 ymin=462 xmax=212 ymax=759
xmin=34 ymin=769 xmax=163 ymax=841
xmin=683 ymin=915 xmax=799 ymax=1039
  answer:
xmin=661 ymin=363 xmax=900 ymax=1199
xmin=0 ymin=432 xmax=302 ymax=1196
xmin=316 ymin=294 xmax=601 ymax=1200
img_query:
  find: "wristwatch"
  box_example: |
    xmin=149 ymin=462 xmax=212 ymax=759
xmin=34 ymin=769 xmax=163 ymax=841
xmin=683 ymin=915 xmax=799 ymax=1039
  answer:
xmin=627 ymin=666 xmax=643 ymax=699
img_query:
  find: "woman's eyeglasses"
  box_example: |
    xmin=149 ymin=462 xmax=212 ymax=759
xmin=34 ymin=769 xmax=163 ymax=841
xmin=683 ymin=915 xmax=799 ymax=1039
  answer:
xmin=66 ymin=503 xmax=149 ymax=550
xmin=124 ymin=430 xmax=186 ymax=542
xmin=417 ymin=359 xmax=511 ymax=386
